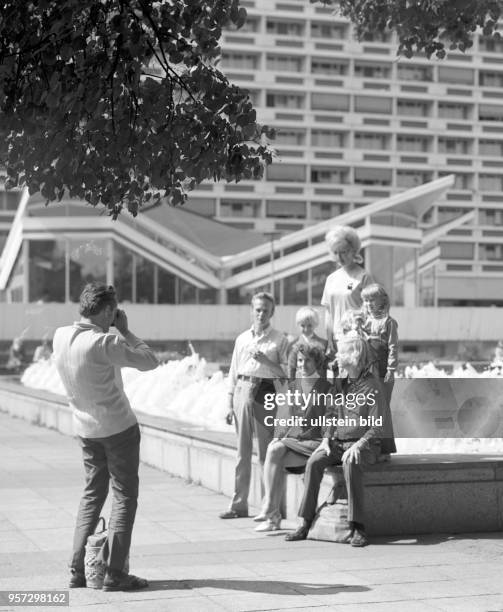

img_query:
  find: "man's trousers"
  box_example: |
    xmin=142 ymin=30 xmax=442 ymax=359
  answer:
xmin=70 ymin=423 xmax=140 ymax=574
xmin=229 ymin=379 xmax=276 ymax=514
xmin=298 ymin=440 xmax=378 ymax=525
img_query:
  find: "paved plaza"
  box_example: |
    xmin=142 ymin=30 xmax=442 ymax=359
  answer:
xmin=1 ymin=411 xmax=503 ymax=612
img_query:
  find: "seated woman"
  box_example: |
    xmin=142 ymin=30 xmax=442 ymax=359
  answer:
xmin=254 ymin=344 xmax=332 ymax=532
xmin=285 ymin=331 xmax=395 ymax=547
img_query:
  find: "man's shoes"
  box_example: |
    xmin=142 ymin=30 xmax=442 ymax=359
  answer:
xmin=102 ymin=570 xmax=149 ymax=592
xmin=284 ymin=523 xmax=310 ymax=541
xmin=69 ymin=569 xmax=86 ymax=588
xmin=219 ymin=509 xmax=248 ymax=519
xmin=350 ymin=528 xmax=368 ymax=547
xmin=253 ymin=512 xmax=268 ymax=522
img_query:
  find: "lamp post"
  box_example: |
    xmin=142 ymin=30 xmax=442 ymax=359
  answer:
xmin=263 ymin=231 xmax=281 ymax=297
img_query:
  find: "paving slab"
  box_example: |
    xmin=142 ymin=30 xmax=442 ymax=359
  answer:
xmin=1 ymin=411 xmax=503 ymax=612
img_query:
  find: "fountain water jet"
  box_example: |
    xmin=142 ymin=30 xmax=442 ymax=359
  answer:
xmin=20 ymin=354 xmax=503 ymax=453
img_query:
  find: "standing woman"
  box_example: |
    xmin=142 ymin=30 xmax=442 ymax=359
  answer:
xmin=322 ymin=225 xmax=374 ymax=365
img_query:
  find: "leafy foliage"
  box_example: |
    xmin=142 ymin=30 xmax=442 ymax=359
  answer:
xmin=0 ymin=0 xmax=273 ymax=217
xmin=314 ymin=0 xmax=501 ymax=58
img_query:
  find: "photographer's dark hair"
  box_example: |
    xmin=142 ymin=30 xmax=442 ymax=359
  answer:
xmin=79 ymin=282 xmax=117 ymax=317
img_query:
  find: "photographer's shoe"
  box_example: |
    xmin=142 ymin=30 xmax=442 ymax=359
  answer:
xmin=69 ymin=569 xmax=86 ymax=589
xmin=102 ymin=570 xmax=148 ymax=592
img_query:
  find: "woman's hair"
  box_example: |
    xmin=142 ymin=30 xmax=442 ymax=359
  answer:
xmin=295 ymin=306 xmax=319 ymax=328
xmin=361 ymin=283 xmax=390 ymax=316
xmin=79 ymin=282 xmax=117 ymax=317
xmin=337 ymin=331 xmax=371 ymax=372
xmin=325 ymin=225 xmax=363 ymax=264
xmin=297 ymin=343 xmax=326 ymax=370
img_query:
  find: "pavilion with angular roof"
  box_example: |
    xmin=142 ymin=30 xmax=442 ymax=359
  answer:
xmin=0 ymin=175 xmax=470 ymax=307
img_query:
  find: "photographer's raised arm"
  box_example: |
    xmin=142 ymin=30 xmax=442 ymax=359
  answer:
xmin=100 ymin=311 xmax=159 ymax=371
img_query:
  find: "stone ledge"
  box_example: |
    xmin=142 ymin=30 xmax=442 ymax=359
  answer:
xmin=1 ymin=380 xmax=502 ymax=536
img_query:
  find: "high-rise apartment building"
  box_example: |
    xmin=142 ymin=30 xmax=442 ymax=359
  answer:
xmin=182 ymin=0 xmax=503 ymax=306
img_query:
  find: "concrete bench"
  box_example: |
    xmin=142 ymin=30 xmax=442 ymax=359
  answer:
xmin=283 ymin=455 xmax=503 ymax=536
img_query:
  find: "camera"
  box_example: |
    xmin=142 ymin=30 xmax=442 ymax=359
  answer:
xmin=110 ymin=309 xmax=120 ymax=327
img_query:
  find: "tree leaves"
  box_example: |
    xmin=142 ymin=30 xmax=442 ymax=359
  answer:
xmin=313 ymin=0 xmax=501 ymax=59
xmin=0 ymin=0 xmax=274 ymax=217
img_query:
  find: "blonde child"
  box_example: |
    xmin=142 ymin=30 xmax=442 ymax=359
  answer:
xmin=287 ymin=307 xmax=327 ymax=380
xmin=361 ymin=284 xmax=398 ymax=404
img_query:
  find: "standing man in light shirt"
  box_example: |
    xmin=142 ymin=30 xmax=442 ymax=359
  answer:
xmin=53 ymin=282 xmax=159 ymax=591
xmin=219 ymin=292 xmax=289 ymax=519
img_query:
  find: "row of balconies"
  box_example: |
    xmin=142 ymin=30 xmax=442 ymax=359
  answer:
xmin=221 ymin=49 xmax=503 ymax=83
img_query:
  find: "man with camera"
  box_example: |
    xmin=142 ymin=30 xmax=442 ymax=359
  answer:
xmin=53 ymin=282 xmax=159 ymax=591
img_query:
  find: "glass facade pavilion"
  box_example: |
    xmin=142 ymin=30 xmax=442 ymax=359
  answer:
xmin=0 ymin=176 xmax=470 ymax=307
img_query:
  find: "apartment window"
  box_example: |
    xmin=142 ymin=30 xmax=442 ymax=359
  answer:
xmin=221 ymin=52 xmax=258 ymax=70
xmin=480 ymin=174 xmax=503 ymax=191
xmin=479 ymin=35 xmax=503 ymax=53
xmin=440 ymin=173 xmax=472 ymax=190
xmin=361 ymin=31 xmax=391 ymax=43
xmin=227 ymin=17 xmax=259 ymax=33
xmin=396 ymin=170 xmax=432 ymax=188
xmin=311 ymin=201 xmax=347 ymax=220
xmin=266 ymin=19 xmax=304 ymax=36
xmin=479 ymin=104 xmax=503 ymax=121
xmin=354 ymin=132 xmax=389 ymax=150
xmin=479 ymin=71 xmax=503 ymax=87
xmin=438 ymin=102 xmax=471 ymax=119
xmin=438 ymin=138 xmax=471 ymax=154
xmin=480 ymin=208 xmax=503 ymax=225
xmin=438 ymin=66 xmax=474 ymax=85
xmin=311 ymin=166 xmax=348 ymax=183
xmin=266 ymin=92 xmax=304 ymax=108
xmin=480 ymin=244 xmax=503 ymax=261
xmin=186 ymin=198 xmax=216 ymax=217
xmin=267 ymin=163 xmax=306 ymax=182
xmin=247 ymin=90 xmax=259 ymax=105
xmin=354 ymin=167 xmax=392 ymax=186
xmin=275 ymin=129 xmax=306 ymax=145
xmin=311 ymin=58 xmax=348 ymax=76
xmin=397 ymin=64 xmax=433 ymax=82
xmin=220 ymin=199 xmax=261 ymax=218
xmin=311 ymin=92 xmax=349 ymax=111
xmin=440 ymin=242 xmax=474 ymax=259
xmin=479 ymin=139 xmax=503 ymax=156
xmin=355 ymin=95 xmax=392 ymax=114
xmin=266 ymin=200 xmax=306 ymax=218
xmin=437 ymin=206 xmax=469 ymax=223
xmin=266 ymin=54 xmax=303 ymax=72
xmin=311 ymin=130 xmax=345 ymax=147
xmin=310 ymin=21 xmax=346 ymax=38
xmin=354 ymin=61 xmax=391 ymax=79
xmin=397 ymin=99 xmax=430 ymax=117
xmin=397 ymin=135 xmax=430 ymax=152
